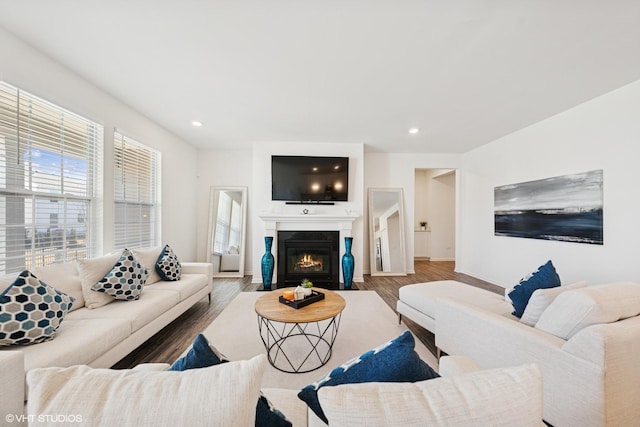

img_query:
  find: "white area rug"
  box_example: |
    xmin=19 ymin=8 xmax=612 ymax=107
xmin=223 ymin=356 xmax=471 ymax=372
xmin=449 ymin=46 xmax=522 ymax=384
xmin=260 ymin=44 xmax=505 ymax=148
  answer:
xmin=201 ymin=291 xmax=438 ymax=389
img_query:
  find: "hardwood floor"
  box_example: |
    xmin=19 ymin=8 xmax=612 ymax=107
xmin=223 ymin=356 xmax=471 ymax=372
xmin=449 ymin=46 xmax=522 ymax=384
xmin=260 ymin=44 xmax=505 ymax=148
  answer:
xmin=113 ymin=260 xmax=501 ymax=369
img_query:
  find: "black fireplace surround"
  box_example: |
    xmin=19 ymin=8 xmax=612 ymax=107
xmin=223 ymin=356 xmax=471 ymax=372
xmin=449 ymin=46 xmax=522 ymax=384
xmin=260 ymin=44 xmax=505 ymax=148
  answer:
xmin=277 ymin=230 xmax=340 ymax=289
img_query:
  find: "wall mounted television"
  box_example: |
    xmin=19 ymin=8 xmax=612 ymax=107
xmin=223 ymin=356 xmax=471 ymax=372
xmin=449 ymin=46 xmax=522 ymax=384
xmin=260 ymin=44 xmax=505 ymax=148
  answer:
xmin=271 ymin=155 xmax=349 ymax=203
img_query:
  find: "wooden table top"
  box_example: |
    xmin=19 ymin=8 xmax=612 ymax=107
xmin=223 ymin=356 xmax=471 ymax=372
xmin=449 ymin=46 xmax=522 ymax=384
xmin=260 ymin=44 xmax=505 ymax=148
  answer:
xmin=255 ymin=287 xmax=346 ymax=323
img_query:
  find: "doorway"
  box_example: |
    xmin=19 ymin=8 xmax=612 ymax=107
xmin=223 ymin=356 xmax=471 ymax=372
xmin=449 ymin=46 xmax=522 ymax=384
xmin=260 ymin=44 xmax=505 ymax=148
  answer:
xmin=414 ymin=169 xmax=456 ymax=265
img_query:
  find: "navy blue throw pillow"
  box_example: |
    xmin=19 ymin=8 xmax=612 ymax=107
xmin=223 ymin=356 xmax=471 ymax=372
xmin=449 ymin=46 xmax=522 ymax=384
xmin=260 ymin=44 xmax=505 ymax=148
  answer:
xmin=298 ymin=330 xmax=439 ymax=424
xmin=255 ymin=394 xmax=292 ymax=427
xmin=508 ymin=260 xmax=561 ymax=318
xmin=169 ymin=333 xmax=227 ymax=371
xmin=169 ymin=334 xmax=291 ymax=427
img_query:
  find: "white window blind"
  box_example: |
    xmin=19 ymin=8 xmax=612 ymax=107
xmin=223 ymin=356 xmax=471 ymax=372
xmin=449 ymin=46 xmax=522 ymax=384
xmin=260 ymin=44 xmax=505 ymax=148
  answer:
xmin=113 ymin=132 xmax=160 ymax=250
xmin=0 ymin=82 xmax=102 ymax=276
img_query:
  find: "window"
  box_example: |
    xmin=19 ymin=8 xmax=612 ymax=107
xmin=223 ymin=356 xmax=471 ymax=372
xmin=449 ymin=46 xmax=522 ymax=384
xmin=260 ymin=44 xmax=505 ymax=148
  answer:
xmin=113 ymin=132 xmax=160 ymax=249
xmin=0 ymin=82 xmax=102 ymax=276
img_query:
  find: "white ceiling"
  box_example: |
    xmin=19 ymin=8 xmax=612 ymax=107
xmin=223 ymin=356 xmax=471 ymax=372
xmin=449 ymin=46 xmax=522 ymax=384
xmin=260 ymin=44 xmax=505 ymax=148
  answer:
xmin=1 ymin=1 xmax=639 ymax=153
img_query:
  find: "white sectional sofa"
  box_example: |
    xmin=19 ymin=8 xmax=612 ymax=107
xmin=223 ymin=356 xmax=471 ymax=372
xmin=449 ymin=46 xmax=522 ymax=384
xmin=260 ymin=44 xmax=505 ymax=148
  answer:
xmin=0 ymin=351 xmax=545 ymax=427
xmin=397 ymin=279 xmax=640 ymax=427
xmin=0 ymin=249 xmax=213 ymax=374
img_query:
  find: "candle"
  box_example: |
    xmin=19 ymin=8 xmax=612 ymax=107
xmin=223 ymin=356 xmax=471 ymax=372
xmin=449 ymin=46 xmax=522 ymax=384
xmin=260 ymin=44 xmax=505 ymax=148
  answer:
xmin=283 ymin=290 xmax=294 ymax=301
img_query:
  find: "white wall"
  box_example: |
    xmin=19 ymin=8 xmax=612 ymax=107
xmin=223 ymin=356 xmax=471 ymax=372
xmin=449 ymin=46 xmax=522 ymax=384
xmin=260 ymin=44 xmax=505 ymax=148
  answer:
xmin=0 ymin=27 xmax=199 ymax=259
xmin=458 ymin=79 xmax=640 ymax=288
xmin=195 ymin=149 xmax=253 ymax=266
xmin=364 ymin=154 xmax=461 ymax=273
xmin=414 ymin=170 xmax=429 ymax=230
xmin=251 ymin=142 xmax=365 ymax=283
xmin=426 ymin=170 xmax=456 ymax=261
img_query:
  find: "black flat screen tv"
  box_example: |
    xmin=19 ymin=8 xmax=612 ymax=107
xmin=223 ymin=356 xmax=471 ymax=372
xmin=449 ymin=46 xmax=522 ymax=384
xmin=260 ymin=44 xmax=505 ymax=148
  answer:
xmin=271 ymin=155 xmax=349 ymax=202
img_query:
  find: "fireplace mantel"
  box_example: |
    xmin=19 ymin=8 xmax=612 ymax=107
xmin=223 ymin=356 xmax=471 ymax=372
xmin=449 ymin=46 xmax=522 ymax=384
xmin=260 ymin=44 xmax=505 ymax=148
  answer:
xmin=259 ymin=213 xmax=359 ymax=236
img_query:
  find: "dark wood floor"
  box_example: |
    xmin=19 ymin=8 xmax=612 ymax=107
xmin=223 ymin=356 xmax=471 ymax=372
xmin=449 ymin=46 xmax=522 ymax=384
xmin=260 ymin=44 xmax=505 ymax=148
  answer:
xmin=113 ymin=260 xmax=501 ymax=369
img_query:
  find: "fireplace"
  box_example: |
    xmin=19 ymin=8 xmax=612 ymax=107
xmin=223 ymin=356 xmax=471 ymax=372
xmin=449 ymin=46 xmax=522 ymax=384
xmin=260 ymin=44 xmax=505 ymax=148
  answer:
xmin=277 ymin=230 xmax=339 ymax=289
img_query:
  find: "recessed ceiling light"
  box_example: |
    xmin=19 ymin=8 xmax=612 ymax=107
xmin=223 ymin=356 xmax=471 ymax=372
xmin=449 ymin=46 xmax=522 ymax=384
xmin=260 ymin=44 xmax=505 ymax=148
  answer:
xmin=408 ymin=127 xmax=420 ymax=134
xmin=191 ymin=121 xmax=203 ymax=127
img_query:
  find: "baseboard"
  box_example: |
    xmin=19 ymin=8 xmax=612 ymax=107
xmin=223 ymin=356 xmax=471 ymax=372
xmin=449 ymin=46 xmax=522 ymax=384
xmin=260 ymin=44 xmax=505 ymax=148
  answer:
xmin=429 ymin=257 xmax=455 ymax=262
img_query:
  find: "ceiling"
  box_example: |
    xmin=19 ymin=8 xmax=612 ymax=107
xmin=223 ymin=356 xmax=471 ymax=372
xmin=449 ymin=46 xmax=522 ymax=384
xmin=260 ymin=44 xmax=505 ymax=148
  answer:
xmin=1 ymin=1 xmax=639 ymax=153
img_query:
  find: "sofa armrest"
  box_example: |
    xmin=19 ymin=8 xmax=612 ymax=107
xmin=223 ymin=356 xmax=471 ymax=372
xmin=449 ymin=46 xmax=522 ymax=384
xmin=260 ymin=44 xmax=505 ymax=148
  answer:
xmin=438 ymin=355 xmax=481 ymax=376
xmin=181 ymin=262 xmax=213 ymax=291
xmin=435 ymin=297 xmax=607 ymax=427
xmin=0 ymin=350 xmax=25 ymax=419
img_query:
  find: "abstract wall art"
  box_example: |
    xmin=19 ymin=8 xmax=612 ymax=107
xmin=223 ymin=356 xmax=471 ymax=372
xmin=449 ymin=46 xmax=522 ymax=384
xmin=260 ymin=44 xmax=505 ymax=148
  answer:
xmin=494 ymin=170 xmax=603 ymax=245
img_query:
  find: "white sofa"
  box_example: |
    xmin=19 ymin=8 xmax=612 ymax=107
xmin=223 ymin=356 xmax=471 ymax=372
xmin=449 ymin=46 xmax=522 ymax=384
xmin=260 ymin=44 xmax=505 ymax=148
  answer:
xmin=397 ymin=280 xmax=640 ymax=427
xmin=0 ymin=250 xmax=213 ymax=374
xmin=0 ymin=351 xmax=544 ymax=427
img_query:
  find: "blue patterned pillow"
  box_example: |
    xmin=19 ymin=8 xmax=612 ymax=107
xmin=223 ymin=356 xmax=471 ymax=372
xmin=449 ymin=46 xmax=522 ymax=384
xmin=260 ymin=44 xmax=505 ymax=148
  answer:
xmin=298 ymin=330 xmax=439 ymax=423
xmin=508 ymin=260 xmax=561 ymax=318
xmin=91 ymin=249 xmax=148 ymax=300
xmin=155 ymin=244 xmax=181 ymax=281
xmin=170 ymin=334 xmax=292 ymax=427
xmin=0 ymin=270 xmax=75 ymax=347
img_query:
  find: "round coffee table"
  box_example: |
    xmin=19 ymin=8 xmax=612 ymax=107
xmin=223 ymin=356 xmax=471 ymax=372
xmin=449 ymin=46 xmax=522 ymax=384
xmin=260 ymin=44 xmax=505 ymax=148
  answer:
xmin=255 ymin=287 xmax=346 ymax=373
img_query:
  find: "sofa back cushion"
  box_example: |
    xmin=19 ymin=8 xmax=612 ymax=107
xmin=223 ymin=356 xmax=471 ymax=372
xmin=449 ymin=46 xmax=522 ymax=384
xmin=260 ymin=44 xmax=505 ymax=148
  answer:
xmin=520 ymin=281 xmax=587 ymax=326
xmin=535 ymin=281 xmax=640 ymax=339
xmin=76 ymin=253 xmax=120 ymax=309
xmin=132 ymin=246 xmax=163 ymax=285
xmin=27 ymin=354 xmax=266 ymax=427
xmin=318 ymin=363 xmax=543 ymax=427
xmin=32 ymin=261 xmax=84 ymax=311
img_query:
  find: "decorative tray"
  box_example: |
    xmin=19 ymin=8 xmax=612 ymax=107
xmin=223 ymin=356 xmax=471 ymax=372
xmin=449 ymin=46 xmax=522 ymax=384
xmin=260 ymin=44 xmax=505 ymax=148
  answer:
xmin=279 ymin=290 xmax=325 ymax=309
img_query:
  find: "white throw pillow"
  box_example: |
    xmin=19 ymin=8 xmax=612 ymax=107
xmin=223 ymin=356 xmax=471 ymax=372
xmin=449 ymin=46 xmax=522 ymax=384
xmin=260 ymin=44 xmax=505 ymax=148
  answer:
xmin=535 ymin=281 xmax=640 ymax=340
xmin=520 ymin=281 xmax=587 ymax=326
xmin=132 ymin=245 xmax=163 ymax=285
xmin=27 ymin=355 xmax=266 ymax=427
xmin=76 ymin=253 xmax=121 ymax=309
xmin=318 ymin=363 xmax=542 ymax=427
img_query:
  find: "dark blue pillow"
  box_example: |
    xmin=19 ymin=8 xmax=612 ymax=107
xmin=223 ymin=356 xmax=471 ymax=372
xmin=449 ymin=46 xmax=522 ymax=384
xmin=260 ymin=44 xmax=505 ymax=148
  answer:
xmin=297 ymin=330 xmax=439 ymax=424
xmin=169 ymin=334 xmax=291 ymax=427
xmin=508 ymin=260 xmax=561 ymax=318
xmin=255 ymin=394 xmax=292 ymax=427
xmin=169 ymin=333 xmax=227 ymax=370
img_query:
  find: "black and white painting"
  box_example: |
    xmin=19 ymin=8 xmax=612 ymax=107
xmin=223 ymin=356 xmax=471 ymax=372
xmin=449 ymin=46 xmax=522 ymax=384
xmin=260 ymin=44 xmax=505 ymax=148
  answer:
xmin=494 ymin=170 xmax=603 ymax=245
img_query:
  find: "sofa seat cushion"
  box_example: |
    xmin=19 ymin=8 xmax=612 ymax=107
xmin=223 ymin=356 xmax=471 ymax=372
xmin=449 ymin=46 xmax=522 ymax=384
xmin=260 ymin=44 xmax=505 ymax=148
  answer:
xmin=66 ymin=289 xmax=179 ymax=332
xmin=18 ymin=317 xmax=131 ymax=371
xmin=145 ymin=274 xmax=207 ymax=301
xmin=399 ymin=280 xmax=511 ymax=320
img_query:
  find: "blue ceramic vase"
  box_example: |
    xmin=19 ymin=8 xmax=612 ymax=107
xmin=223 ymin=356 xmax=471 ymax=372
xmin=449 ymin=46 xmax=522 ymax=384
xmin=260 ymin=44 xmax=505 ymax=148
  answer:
xmin=341 ymin=236 xmax=354 ymax=289
xmin=261 ymin=236 xmax=274 ymax=290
